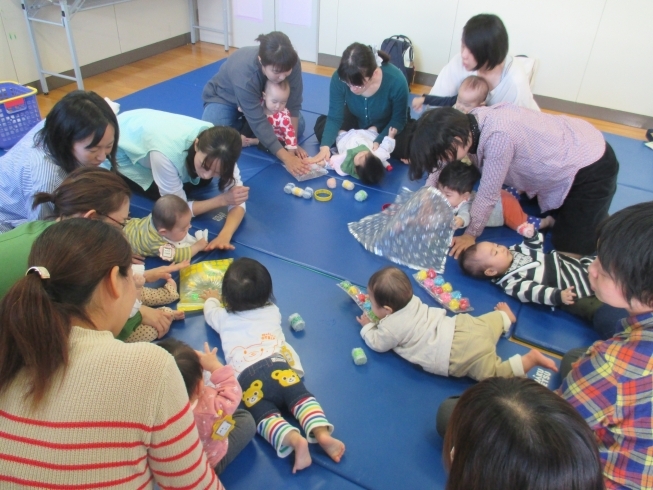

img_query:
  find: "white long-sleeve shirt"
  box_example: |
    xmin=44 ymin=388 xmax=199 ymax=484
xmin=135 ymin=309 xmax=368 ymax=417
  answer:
xmin=327 ymin=129 xmax=395 ymax=175
xmin=204 ymin=299 xmax=304 ymax=378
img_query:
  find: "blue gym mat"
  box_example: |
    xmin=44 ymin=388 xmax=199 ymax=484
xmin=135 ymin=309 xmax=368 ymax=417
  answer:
xmin=16 ymin=56 xmax=644 ymax=489
xmin=140 ymin=233 xmax=559 ymax=490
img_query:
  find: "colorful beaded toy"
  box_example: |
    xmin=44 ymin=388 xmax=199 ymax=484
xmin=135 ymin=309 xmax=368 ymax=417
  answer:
xmin=413 ymin=269 xmax=473 ymax=313
xmin=337 ymin=280 xmax=380 ymax=322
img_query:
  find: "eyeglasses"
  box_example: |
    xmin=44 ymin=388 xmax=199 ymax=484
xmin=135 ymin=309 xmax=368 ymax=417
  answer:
xmin=100 ymin=213 xmax=131 ymax=229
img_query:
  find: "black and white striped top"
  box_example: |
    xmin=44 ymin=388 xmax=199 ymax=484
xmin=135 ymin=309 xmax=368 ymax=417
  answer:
xmin=493 ymin=234 xmax=594 ymax=306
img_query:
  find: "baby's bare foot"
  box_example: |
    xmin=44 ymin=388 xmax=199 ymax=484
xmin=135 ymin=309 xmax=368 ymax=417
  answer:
xmin=522 ymin=349 xmax=558 ymax=374
xmin=314 ymin=429 xmax=345 ymax=463
xmin=284 ymin=431 xmax=311 ymax=474
xmin=494 ymin=302 xmax=516 ymax=324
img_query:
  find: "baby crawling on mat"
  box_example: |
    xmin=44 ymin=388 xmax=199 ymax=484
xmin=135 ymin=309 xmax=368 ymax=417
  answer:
xmin=356 ymin=266 xmax=557 ymax=381
xmin=201 ymin=258 xmax=345 ymax=473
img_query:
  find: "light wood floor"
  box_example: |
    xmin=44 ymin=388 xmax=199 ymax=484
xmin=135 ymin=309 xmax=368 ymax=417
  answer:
xmin=36 ymin=42 xmax=647 ymax=141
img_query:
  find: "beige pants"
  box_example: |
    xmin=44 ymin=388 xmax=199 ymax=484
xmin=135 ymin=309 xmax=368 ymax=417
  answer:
xmin=448 ymin=311 xmax=516 ymax=381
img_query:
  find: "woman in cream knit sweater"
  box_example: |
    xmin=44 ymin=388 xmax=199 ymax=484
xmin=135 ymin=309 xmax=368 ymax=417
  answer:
xmin=0 ymin=219 xmax=221 ymax=489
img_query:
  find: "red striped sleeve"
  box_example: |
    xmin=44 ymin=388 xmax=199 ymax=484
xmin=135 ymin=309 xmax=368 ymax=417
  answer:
xmin=0 ymin=452 xmax=147 ymax=471
xmin=0 ymin=404 xmax=189 ymax=432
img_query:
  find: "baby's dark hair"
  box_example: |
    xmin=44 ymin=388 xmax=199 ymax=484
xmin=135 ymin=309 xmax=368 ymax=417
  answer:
xmin=438 ymin=160 xmax=481 ymax=194
xmin=222 ymin=258 xmax=275 ymax=313
xmin=152 ymin=195 xmax=191 ymax=231
xmin=368 ymin=266 xmax=413 ymax=313
xmin=356 ymin=152 xmax=385 ymax=185
xmin=458 ymin=244 xmax=491 ymax=279
xmin=157 ymin=338 xmax=202 ymax=397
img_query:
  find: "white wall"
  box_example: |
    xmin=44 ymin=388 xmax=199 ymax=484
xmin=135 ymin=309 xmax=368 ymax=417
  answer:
xmin=319 ymin=0 xmax=653 ymax=117
xmin=0 ymin=0 xmax=189 ymax=85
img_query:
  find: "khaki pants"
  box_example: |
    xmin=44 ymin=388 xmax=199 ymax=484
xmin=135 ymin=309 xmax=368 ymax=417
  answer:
xmin=449 ymin=311 xmax=514 ymax=381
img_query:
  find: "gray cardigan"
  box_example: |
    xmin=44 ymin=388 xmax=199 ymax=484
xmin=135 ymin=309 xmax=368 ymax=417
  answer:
xmin=202 ymin=46 xmax=303 ymax=154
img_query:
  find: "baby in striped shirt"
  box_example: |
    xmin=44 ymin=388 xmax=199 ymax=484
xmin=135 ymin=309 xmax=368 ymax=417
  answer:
xmin=124 ymin=194 xmax=208 ymax=263
xmin=459 ymin=233 xmax=593 ymax=308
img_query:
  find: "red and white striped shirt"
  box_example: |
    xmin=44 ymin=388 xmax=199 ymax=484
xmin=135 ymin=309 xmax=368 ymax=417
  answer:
xmin=0 ymin=327 xmax=222 ymax=490
xmin=426 ymin=103 xmax=606 ymax=237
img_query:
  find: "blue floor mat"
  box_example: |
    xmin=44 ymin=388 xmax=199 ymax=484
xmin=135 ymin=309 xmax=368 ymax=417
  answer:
xmin=141 ymin=237 xmax=558 ymax=490
xmin=98 ymin=60 xmax=651 ymax=489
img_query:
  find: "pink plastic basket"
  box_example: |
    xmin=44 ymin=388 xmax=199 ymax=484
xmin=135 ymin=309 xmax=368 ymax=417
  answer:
xmin=0 ymin=81 xmax=41 ymax=150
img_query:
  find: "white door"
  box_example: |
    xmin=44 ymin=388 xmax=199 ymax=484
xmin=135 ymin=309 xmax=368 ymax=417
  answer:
xmin=199 ymin=0 xmax=318 ymax=63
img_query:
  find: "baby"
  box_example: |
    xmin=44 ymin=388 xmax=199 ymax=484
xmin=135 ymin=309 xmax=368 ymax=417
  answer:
xmin=459 ymin=233 xmax=595 ymax=308
xmin=240 ymin=79 xmax=297 ymax=151
xmin=411 ymin=75 xmax=489 ymax=114
xmin=438 ymin=160 xmax=555 ymax=237
xmin=357 ymin=266 xmax=557 ymax=381
xmin=201 ymin=258 xmax=345 ymax=473
xmin=122 ymin=264 xmax=184 ymax=343
xmin=318 ymin=126 xmax=397 ymax=185
xmin=124 ymin=194 xmax=208 ymax=263
xmin=157 ymin=339 xmax=241 ymax=475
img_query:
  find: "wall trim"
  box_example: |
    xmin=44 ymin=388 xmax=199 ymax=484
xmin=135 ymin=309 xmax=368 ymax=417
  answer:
xmin=318 ymin=52 xmax=652 ymax=129
xmin=29 ymin=33 xmax=192 ymax=94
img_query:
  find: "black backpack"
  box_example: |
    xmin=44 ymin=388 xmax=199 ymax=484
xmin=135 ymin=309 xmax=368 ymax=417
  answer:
xmin=381 ymin=35 xmax=415 ymax=85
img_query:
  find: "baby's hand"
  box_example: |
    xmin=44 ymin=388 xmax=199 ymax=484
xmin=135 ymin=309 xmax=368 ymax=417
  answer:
xmin=411 ymin=96 xmax=425 ymax=113
xmin=201 ymin=289 xmax=221 ymax=301
xmin=356 ymin=312 xmax=372 ymax=326
xmin=561 ymin=286 xmax=576 ymax=305
xmin=388 ymin=127 xmax=398 ymax=139
xmin=195 ymin=342 xmax=223 ymax=372
xmin=452 ymin=217 xmax=465 ymax=229
xmin=133 ymin=273 xmax=145 ymax=290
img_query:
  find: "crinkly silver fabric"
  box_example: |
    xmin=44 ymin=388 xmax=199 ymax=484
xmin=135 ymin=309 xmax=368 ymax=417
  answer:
xmin=348 ymin=187 xmax=454 ymax=272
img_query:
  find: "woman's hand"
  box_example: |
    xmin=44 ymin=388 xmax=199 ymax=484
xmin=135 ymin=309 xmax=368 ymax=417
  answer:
xmin=207 ymin=231 xmax=236 ymax=251
xmin=449 ymin=234 xmax=476 ymax=258
xmin=280 ymin=151 xmax=309 ymax=176
xmin=411 ymin=96 xmax=425 ymax=113
xmin=195 ymin=342 xmax=223 ymax=372
xmin=294 ymin=146 xmax=308 ymax=159
xmin=223 ymin=185 xmax=249 ymax=207
xmin=132 ymin=254 xmax=145 ymax=265
xmin=388 ymin=127 xmax=398 ymax=139
xmin=140 ymin=305 xmax=173 ymax=338
xmin=305 ymin=146 xmax=331 ymax=165
xmin=143 ymin=260 xmax=190 ymax=283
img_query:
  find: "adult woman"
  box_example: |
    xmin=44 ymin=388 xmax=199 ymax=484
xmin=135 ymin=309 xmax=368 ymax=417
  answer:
xmin=0 ymin=167 xmax=181 ymax=337
xmin=0 ymin=90 xmax=118 ymax=232
xmin=410 ymin=106 xmax=618 ymax=257
xmin=116 ymin=109 xmax=248 ymax=250
xmin=309 ymin=43 xmax=410 ymax=164
xmin=413 ymin=14 xmax=538 ymax=113
xmin=0 ymin=219 xmax=222 ymax=488
xmin=441 ymin=378 xmax=604 ymax=490
xmin=202 ymin=31 xmax=308 ymax=175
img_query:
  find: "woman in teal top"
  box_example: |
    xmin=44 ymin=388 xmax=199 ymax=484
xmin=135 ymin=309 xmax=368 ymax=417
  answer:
xmin=310 ymin=43 xmax=410 ymax=164
xmin=115 ymin=109 xmax=249 ymax=250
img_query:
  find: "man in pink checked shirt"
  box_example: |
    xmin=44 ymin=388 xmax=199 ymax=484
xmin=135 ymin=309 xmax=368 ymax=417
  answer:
xmin=409 ymin=104 xmax=618 ymax=258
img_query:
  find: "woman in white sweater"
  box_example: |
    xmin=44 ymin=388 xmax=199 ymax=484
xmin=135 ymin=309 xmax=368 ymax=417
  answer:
xmin=415 ymin=14 xmax=538 ymax=112
xmin=0 ymin=219 xmax=221 ymax=489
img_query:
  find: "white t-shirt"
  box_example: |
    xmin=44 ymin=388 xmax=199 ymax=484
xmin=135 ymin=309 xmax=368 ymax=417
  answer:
xmin=203 ymin=299 xmax=304 ymax=378
xmin=429 ymin=53 xmax=539 ymax=111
